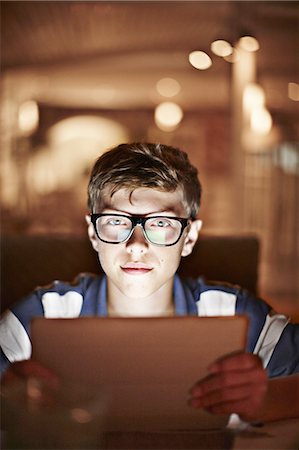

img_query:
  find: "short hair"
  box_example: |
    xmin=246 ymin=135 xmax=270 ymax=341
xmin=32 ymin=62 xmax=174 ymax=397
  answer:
xmin=88 ymin=142 xmax=202 ymax=218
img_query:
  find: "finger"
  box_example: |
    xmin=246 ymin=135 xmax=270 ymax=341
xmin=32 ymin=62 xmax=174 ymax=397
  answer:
xmin=208 ymin=352 xmax=263 ymax=374
xmin=190 ymin=381 xmax=267 ymax=409
xmin=190 ymin=367 xmax=267 ymax=398
xmin=203 ymin=397 xmax=266 ymax=421
xmin=25 ymin=377 xmax=59 ymax=407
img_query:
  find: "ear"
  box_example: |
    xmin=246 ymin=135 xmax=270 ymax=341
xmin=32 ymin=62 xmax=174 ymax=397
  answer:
xmin=85 ymin=215 xmax=99 ymax=252
xmin=181 ymin=219 xmax=202 ymax=257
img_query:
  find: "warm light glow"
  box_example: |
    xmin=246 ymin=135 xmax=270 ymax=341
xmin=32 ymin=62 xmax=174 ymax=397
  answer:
xmin=223 ymin=48 xmax=240 ymax=63
xmin=71 ymin=408 xmax=92 ymax=424
xmin=18 ymin=100 xmax=39 ymax=136
xmin=288 ymin=82 xmax=299 ymax=101
xmin=238 ymin=36 xmax=260 ymax=52
xmin=154 ymin=102 xmax=183 ymax=132
xmin=189 ymin=51 xmax=212 ymax=70
xmin=243 ymin=83 xmax=265 ymax=113
xmin=28 ymin=115 xmax=129 ymax=195
xmin=211 ymin=40 xmax=232 ymax=57
xmin=250 ymin=107 xmax=272 ymax=135
xmin=156 ymin=78 xmax=181 ymax=97
xmin=47 ymin=115 xmax=126 ymax=145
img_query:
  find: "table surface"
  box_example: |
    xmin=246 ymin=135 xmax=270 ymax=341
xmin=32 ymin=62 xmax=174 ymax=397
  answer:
xmin=99 ymin=418 xmax=299 ymax=450
xmin=2 ymin=417 xmax=298 ymax=449
xmin=232 ymin=417 xmax=299 ymax=450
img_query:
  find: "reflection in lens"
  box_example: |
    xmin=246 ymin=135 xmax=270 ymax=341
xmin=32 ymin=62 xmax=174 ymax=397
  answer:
xmin=117 ymin=229 xmax=131 ymax=242
xmin=146 ymin=229 xmax=167 ymax=245
xmin=145 ymin=218 xmax=181 ymax=245
xmin=98 ymin=215 xmax=131 ymax=242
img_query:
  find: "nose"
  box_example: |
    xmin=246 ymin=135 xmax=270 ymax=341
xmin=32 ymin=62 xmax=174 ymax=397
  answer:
xmin=125 ymin=224 xmax=148 ymax=254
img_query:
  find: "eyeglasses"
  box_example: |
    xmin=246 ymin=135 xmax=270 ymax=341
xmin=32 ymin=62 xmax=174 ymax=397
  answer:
xmin=90 ymin=213 xmax=190 ymax=246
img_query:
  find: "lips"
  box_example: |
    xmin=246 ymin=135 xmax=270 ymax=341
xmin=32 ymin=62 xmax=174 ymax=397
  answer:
xmin=121 ymin=263 xmax=153 ymax=275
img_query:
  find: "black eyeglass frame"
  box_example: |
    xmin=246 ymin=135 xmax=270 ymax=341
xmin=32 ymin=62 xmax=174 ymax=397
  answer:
xmin=90 ymin=213 xmax=190 ymax=246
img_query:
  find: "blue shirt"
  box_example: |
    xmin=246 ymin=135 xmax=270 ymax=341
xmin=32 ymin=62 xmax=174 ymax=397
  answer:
xmin=1 ymin=273 xmax=298 ymax=377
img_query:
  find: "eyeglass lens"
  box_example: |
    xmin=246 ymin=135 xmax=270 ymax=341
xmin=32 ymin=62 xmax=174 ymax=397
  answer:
xmin=96 ymin=215 xmax=182 ymax=245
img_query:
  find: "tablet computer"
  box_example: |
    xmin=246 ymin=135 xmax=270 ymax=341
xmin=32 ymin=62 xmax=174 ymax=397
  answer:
xmin=31 ymin=316 xmax=248 ymax=431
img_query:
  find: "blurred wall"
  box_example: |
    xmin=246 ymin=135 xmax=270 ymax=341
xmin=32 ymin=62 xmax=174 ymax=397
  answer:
xmin=1 ymin=1 xmax=298 ymax=304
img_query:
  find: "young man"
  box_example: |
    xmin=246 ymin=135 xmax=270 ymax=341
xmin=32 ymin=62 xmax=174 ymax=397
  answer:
xmin=1 ymin=142 xmax=299 ymax=422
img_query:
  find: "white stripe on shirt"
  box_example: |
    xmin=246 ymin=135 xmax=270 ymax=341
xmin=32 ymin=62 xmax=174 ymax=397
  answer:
xmin=253 ymin=311 xmax=290 ymax=368
xmin=197 ymin=290 xmax=237 ymax=316
xmin=0 ymin=311 xmax=32 ymax=362
xmin=41 ymin=291 xmax=83 ymax=318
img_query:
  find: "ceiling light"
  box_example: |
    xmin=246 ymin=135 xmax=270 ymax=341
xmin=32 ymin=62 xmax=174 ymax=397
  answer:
xmin=154 ymin=102 xmax=183 ymax=132
xmin=189 ymin=51 xmax=212 ymax=70
xmin=238 ymin=36 xmax=260 ymax=52
xmin=156 ymin=78 xmax=181 ymax=97
xmin=211 ymin=40 xmax=233 ymax=57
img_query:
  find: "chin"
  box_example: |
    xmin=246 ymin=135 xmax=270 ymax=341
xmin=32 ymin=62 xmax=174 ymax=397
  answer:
xmin=121 ymin=280 xmax=160 ymax=299
xmin=124 ymin=287 xmax=155 ymax=299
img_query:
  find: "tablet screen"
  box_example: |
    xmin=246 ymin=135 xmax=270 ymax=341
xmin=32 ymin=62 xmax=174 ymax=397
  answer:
xmin=31 ymin=316 xmax=248 ymax=431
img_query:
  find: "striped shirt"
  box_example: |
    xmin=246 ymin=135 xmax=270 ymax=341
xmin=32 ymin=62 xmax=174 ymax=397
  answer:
xmin=1 ymin=273 xmax=298 ymax=376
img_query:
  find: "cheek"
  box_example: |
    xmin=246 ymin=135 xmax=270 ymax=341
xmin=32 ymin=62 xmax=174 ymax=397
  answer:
xmin=159 ymin=246 xmax=183 ymax=269
xmin=96 ymin=244 xmax=117 ymax=269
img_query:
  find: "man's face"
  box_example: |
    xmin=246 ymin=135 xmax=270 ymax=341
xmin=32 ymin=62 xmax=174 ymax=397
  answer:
xmin=88 ymin=187 xmax=200 ymax=301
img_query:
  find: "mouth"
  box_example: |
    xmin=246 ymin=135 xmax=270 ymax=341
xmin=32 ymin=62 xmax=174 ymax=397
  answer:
xmin=121 ymin=263 xmax=153 ymax=275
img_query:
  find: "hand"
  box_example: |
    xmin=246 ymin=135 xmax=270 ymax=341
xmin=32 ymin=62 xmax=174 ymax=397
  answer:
xmin=1 ymin=360 xmax=60 ymax=408
xmin=189 ymin=352 xmax=268 ymax=422
xmin=1 ymin=359 xmax=59 ymax=389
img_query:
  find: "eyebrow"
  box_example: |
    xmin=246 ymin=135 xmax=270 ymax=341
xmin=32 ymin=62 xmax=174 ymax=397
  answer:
xmin=100 ymin=208 xmax=179 ymax=217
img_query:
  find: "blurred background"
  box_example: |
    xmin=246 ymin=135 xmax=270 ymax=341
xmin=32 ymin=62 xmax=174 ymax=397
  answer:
xmin=1 ymin=1 xmax=298 ymax=309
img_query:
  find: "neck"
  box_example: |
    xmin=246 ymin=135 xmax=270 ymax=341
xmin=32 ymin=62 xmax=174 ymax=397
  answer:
xmin=107 ymin=282 xmax=175 ymax=318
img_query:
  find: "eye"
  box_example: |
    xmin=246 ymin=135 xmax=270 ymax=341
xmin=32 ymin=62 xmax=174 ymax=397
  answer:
xmin=103 ymin=216 xmax=128 ymax=226
xmin=108 ymin=219 xmax=121 ymax=225
xmin=149 ymin=218 xmax=171 ymax=228
xmin=109 ymin=218 xmax=127 ymax=226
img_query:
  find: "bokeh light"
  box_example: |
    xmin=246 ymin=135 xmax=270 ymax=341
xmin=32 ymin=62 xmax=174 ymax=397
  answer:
xmin=154 ymin=102 xmax=183 ymax=132
xmin=250 ymin=107 xmax=272 ymax=135
xmin=243 ymin=83 xmax=265 ymax=113
xmin=211 ymin=40 xmax=233 ymax=57
xmin=189 ymin=51 xmax=212 ymax=70
xmin=156 ymin=78 xmax=181 ymax=97
xmin=18 ymin=100 xmax=39 ymax=136
xmin=238 ymin=36 xmax=260 ymax=52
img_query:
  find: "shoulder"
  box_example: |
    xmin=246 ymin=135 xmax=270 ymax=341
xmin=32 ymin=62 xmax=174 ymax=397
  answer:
xmin=182 ymin=277 xmax=244 ymax=316
xmin=0 ymin=273 xmax=105 ymax=372
xmin=8 ymin=273 xmax=104 ymax=322
xmin=181 ymin=277 xmax=272 ymax=350
xmin=183 ymin=277 xmax=271 ymax=315
xmin=182 ymin=277 xmax=299 ymax=375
